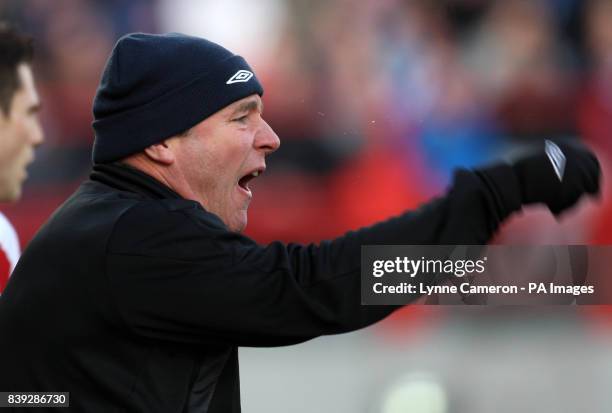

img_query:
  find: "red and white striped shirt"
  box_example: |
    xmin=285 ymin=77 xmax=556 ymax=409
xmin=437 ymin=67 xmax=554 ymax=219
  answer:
xmin=0 ymin=212 xmax=20 ymax=294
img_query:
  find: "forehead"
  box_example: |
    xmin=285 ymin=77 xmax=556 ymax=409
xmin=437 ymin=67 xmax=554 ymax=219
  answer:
xmin=221 ymin=94 xmax=263 ymax=115
xmin=188 ymin=94 xmax=262 ymax=133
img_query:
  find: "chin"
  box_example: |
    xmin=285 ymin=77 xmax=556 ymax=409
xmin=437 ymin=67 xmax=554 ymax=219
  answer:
xmin=232 ymin=221 xmax=247 ymax=233
xmin=1 ymin=186 xmax=21 ymax=202
xmin=227 ymin=225 xmax=247 ymax=233
xmin=228 ymin=214 xmax=248 ymax=233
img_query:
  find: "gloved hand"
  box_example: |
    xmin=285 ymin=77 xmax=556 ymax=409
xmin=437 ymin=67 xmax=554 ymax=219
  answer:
xmin=512 ymin=138 xmax=601 ymax=215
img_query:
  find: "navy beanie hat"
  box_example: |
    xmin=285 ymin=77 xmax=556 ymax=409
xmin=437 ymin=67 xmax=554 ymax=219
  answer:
xmin=92 ymin=32 xmax=263 ymax=163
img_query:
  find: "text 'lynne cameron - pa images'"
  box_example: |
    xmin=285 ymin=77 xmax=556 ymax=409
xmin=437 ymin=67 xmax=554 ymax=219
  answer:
xmin=361 ymin=245 xmax=609 ymax=305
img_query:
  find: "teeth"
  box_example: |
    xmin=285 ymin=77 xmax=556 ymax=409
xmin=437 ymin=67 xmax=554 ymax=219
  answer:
xmin=252 ymin=171 xmax=259 ymax=177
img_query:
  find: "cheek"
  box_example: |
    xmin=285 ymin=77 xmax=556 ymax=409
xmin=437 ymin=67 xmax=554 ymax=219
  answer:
xmin=179 ymin=142 xmax=227 ymax=202
xmin=215 ymin=143 xmax=251 ymax=183
xmin=0 ymin=123 xmax=27 ymax=163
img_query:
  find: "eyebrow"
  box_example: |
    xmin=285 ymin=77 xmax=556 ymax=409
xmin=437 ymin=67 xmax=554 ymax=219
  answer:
xmin=230 ymin=99 xmax=263 ymax=117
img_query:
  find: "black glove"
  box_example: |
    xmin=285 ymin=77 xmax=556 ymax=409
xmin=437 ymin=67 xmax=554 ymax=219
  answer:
xmin=512 ymin=138 xmax=601 ymax=215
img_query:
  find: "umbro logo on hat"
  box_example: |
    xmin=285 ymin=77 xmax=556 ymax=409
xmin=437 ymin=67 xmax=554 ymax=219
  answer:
xmin=226 ymin=70 xmax=253 ymax=84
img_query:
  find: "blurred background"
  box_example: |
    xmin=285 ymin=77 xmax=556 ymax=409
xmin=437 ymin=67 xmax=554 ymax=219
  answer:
xmin=1 ymin=0 xmax=612 ymax=411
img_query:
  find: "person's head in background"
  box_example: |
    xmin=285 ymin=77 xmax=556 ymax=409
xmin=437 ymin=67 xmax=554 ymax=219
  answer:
xmin=0 ymin=23 xmax=43 ymax=202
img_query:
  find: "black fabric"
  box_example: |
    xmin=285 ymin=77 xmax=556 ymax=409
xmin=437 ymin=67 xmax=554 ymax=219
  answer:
xmin=0 ymin=162 xmax=523 ymax=412
xmin=512 ymin=138 xmax=600 ymax=215
xmin=92 ymin=33 xmax=264 ymax=163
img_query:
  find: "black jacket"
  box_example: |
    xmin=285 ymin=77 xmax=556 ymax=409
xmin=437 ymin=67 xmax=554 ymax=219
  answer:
xmin=0 ymin=162 xmax=522 ymax=412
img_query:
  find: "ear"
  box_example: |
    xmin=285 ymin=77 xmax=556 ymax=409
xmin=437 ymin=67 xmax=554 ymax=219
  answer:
xmin=143 ymin=140 xmax=175 ymax=165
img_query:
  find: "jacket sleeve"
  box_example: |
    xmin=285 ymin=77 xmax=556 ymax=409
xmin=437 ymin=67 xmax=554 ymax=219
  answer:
xmin=105 ymin=164 xmax=522 ymax=347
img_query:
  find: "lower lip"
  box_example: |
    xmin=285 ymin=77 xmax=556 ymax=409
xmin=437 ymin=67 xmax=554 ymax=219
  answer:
xmin=237 ymin=184 xmax=252 ymax=198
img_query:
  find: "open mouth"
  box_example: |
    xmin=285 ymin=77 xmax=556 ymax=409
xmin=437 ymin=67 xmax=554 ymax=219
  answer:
xmin=238 ymin=168 xmax=264 ymax=194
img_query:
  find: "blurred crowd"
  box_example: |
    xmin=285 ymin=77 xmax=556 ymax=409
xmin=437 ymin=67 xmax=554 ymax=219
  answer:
xmin=0 ymin=0 xmax=610 ymax=246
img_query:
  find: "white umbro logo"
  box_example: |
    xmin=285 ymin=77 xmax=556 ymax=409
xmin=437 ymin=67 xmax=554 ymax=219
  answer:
xmin=545 ymin=140 xmax=566 ymax=181
xmin=226 ymin=70 xmax=253 ymax=85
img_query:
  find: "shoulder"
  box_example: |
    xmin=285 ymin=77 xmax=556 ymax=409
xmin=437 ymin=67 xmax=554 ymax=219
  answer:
xmin=108 ymin=198 xmax=230 ymax=256
xmin=114 ymin=198 xmax=226 ymax=232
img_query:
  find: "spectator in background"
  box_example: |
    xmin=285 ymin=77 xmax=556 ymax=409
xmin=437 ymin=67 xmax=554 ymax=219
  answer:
xmin=0 ymin=24 xmax=43 ymax=293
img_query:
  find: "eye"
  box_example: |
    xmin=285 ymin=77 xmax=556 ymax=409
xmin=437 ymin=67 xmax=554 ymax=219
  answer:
xmin=233 ymin=114 xmax=248 ymax=123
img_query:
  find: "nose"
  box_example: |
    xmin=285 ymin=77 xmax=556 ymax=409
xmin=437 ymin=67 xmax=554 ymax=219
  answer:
xmin=29 ymin=117 xmax=44 ymax=147
xmin=255 ymin=118 xmax=280 ymax=155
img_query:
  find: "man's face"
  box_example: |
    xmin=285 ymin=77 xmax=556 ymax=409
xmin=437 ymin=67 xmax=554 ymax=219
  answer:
xmin=0 ymin=64 xmax=43 ymax=202
xmin=170 ymin=94 xmax=280 ymax=232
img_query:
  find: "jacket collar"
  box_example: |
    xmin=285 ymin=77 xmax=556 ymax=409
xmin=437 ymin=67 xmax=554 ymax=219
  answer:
xmin=90 ymin=162 xmax=182 ymax=200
